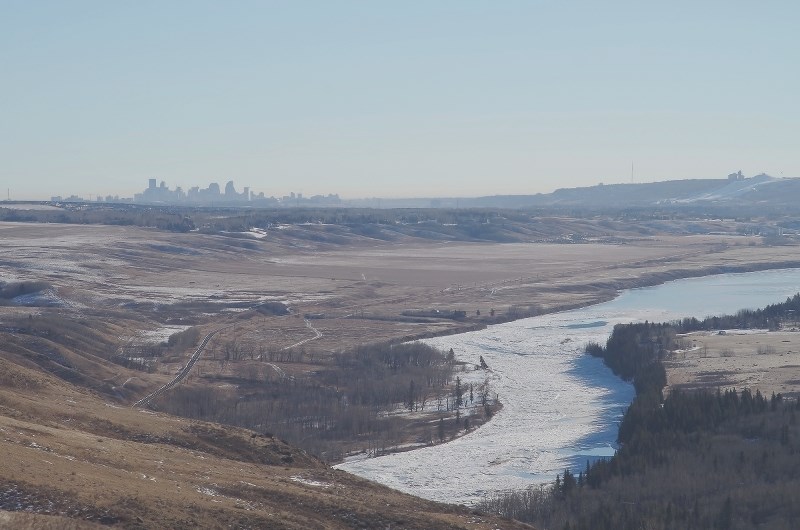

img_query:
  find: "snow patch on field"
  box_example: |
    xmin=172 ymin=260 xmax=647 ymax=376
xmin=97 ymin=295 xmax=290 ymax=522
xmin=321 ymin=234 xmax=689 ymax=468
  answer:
xmin=12 ymin=289 xmax=72 ymax=308
xmin=196 ymin=486 xmax=219 ymax=497
xmin=137 ymin=325 xmax=191 ymax=344
xmin=290 ymin=476 xmax=331 ymax=488
xmin=219 ymin=230 xmax=267 ymax=240
xmin=114 ymin=285 xmax=224 ymax=302
xmin=0 ymin=203 xmax=63 ymax=211
xmin=717 ymin=328 xmax=770 ymax=335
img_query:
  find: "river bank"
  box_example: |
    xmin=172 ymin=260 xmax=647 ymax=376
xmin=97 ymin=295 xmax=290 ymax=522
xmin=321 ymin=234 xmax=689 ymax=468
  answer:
xmin=394 ymin=258 xmax=800 ymax=347
xmin=336 ymin=267 xmax=800 ymax=505
xmin=349 ymin=261 xmax=800 ymax=461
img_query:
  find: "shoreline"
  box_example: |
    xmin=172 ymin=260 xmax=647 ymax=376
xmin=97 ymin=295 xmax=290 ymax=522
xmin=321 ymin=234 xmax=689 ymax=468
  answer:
xmin=336 ymin=263 xmax=800 ymax=489
xmin=393 ymin=260 xmax=800 ymax=347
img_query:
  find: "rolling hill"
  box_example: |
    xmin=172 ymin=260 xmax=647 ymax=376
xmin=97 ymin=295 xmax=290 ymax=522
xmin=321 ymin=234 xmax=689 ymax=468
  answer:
xmin=0 ymin=315 xmax=530 ymax=529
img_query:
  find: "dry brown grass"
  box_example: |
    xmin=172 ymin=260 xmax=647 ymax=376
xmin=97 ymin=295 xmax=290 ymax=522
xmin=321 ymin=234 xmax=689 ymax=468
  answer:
xmin=2 ymin=220 xmax=800 ymax=527
xmin=2 ymin=222 xmax=799 ymax=357
xmin=0 ymin=356 xmax=530 ymax=529
xmin=666 ymin=330 xmax=800 ymax=398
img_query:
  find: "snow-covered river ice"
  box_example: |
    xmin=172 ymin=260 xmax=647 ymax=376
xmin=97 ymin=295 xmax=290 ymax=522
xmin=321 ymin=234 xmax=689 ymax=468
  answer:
xmin=336 ymin=268 xmax=800 ymax=505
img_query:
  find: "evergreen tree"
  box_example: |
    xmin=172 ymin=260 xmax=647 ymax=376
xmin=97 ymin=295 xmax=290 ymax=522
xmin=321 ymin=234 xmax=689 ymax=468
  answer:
xmin=407 ymin=380 xmax=415 ymax=411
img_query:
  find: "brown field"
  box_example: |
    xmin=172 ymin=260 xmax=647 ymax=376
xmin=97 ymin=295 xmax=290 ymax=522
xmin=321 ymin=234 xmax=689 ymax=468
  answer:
xmin=3 ymin=219 xmax=800 ymax=527
xmin=666 ymin=329 xmax=800 ymax=398
xmin=5 ymin=221 xmax=800 ymax=403
xmin=2 ymin=222 xmax=800 ymax=353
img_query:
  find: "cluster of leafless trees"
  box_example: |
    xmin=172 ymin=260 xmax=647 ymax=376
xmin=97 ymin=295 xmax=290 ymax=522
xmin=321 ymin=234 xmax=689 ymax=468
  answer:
xmin=153 ymin=341 xmax=495 ymax=461
xmin=111 ymin=326 xmax=203 ymax=373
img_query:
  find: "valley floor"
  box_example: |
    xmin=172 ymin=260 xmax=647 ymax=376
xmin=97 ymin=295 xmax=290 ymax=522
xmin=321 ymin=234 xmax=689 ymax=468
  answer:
xmin=3 ymin=219 xmax=800 ymax=527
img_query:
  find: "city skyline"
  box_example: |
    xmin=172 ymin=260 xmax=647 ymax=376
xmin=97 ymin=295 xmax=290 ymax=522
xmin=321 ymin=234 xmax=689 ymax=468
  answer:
xmin=2 ymin=2 xmax=798 ymax=200
xmin=37 ymin=168 xmax=784 ymax=210
xmin=47 ymin=178 xmax=342 ymax=206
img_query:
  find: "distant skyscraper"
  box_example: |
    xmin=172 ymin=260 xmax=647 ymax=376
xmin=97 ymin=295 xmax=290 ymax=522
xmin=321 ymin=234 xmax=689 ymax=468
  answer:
xmin=225 ymin=180 xmax=237 ymax=196
xmin=133 ymin=179 xmax=293 ymax=206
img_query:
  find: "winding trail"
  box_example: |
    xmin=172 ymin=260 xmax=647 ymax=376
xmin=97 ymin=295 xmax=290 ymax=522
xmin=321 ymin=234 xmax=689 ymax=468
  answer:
xmin=265 ymin=362 xmax=286 ymax=378
xmin=132 ymin=326 xmax=229 ymax=408
xmin=134 ymin=318 xmax=322 ymax=407
xmin=281 ymin=319 xmax=322 ymax=350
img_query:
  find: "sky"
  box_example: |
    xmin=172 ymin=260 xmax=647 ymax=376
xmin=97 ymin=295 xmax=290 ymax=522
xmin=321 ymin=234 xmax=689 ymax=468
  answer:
xmin=1 ymin=1 xmax=798 ymax=200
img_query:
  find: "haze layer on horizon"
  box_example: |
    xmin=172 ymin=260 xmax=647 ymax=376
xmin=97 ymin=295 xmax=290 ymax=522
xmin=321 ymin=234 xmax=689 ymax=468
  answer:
xmin=2 ymin=1 xmax=798 ymax=201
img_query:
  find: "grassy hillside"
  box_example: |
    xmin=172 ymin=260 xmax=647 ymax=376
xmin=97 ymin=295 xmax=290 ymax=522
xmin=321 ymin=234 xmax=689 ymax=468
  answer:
xmin=0 ymin=326 xmax=530 ymax=529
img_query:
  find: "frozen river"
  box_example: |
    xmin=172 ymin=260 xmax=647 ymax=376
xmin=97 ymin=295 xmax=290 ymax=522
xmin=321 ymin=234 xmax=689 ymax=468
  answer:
xmin=336 ymin=268 xmax=800 ymax=505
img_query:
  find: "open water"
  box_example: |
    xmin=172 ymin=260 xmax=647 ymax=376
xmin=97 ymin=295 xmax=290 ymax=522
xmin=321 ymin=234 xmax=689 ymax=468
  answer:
xmin=336 ymin=268 xmax=800 ymax=504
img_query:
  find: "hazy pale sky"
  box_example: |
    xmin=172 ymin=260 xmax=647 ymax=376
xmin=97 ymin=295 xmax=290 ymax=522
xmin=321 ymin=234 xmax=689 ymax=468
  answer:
xmin=2 ymin=1 xmax=798 ymax=200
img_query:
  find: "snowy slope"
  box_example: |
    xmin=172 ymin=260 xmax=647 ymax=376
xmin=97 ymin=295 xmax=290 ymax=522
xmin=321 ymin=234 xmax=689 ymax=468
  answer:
xmin=675 ymin=174 xmax=778 ymax=203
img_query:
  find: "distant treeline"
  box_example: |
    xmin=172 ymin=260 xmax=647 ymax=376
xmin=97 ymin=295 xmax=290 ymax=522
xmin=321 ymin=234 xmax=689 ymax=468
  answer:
xmin=0 ymin=206 xmax=194 ymax=232
xmin=585 ymin=293 xmax=800 ymax=383
xmin=479 ymin=388 xmax=800 ymax=530
xmin=480 ymin=293 xmax=800 ymax=530
xmin=672 ymin=292 xmax=800 ymax=332
xmin=193 ymin=207 xmax=537 ymax=243
xmin=0 ymin=204 xmax=558 ymax=242
xmin=3 ymin=201 xmax=796 ymax=243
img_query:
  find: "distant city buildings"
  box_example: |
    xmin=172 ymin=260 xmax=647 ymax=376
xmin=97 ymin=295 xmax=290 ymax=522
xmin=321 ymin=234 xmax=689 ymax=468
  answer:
xmin=131 ymin=179 xmax=340 ymax=207
xmin=48 ymin=179 xmax=340 ymax=207
xmin=50 ymin=194 xmax=91 ymax=202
